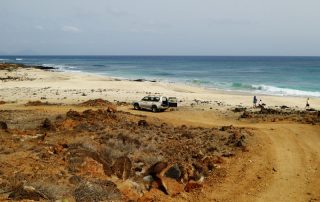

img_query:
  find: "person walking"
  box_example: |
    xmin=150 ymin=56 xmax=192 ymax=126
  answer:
xmin=253 ymin=96 xmax=257 ymax=108
xmin=305 ymin=97 xmax=310 ymax=109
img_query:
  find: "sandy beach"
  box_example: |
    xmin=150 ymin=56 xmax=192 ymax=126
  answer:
xmin=1 ymin=64 xmax=319 ymax=110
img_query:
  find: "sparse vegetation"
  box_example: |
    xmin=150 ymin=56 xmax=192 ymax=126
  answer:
xmin=0 ymin=107 xmax=250 ymax=201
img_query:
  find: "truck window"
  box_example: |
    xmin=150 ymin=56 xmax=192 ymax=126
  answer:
xmin=142 ymin=96 xmax=149 ymax=101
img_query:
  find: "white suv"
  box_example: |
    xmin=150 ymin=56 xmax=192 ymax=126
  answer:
xmin=133 ymin=96 xmax=172 ymax=112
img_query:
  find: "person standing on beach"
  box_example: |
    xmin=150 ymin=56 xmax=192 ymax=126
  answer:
xmin=253 ymin=96 xmax=257 ymax=108
xmin=306 ymin=97 xmax=310 ymax=109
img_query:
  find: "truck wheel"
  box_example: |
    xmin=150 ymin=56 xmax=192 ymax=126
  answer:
xmin=134 ymin=103 xmax=140 ymax=110
xmin=152 ymin=106 xmax=158 ymax=113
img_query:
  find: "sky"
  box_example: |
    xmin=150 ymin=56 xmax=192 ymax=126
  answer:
xmin=1 ymin=0 xmax=320 ymax=56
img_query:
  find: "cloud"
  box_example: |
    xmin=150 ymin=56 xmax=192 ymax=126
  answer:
xmin=106 ymin=7 xmax=131 ymax=17
xmin=209 ymin=18 xmax=257 ymax=25
xmin=35 ymin=25 xmax=44 ymax=30
xmin=129 ymin=28 xmax=157 ymax=34
xmin=61 ymin=26 xmax=81 ymax=33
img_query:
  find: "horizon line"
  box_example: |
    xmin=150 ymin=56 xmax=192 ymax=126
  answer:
xmin=1 ymin=54 xmax=320 ymax=57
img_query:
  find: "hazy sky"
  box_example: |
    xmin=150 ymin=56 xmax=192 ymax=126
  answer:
xmin=1 ymin=0 xmax=320 ymax=56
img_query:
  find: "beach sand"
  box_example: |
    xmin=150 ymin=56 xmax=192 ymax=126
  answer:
xmin=1 ymin=65 xmax=319 ymax=110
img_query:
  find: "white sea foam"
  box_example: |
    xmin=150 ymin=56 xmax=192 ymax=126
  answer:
xmin=42 ymin=63 xmax=78 ymax=71
xmin=16 ymin=58 xmax=23 ymax=61
xmin=251 ymin=84 xmax=320 ymax=97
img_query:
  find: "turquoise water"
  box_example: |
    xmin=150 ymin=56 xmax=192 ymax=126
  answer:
xmin=1 ymin=56 xmax=320 ymax=97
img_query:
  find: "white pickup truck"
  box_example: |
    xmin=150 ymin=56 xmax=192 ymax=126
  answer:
xmin=132 ymin=96 xmax=177 ymax=112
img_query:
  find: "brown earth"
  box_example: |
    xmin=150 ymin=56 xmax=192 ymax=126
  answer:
xmin=0 ymin=103 xmax=319 ymax=201
xmin=122 ymin=107 xmax=320 ymax=201
xmin=0 ymin=104 xmax=248 ymax=201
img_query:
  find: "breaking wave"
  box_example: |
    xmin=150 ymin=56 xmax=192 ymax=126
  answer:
xmin=42 ymin=63 xmax=80 ymax=72
xmin=230 ymin=82 xmax=320 ymax=97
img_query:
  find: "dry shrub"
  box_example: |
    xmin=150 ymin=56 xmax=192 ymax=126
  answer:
xmin=25 ymin=101 xmax=52 ymax=106
xmin=29 ymin=181 xmax=70 ymax=201
xmin=104 ymin=138 xmax=137 ymax=157
xmin=74 ymin=180 xmax=122 ymax=202
xmin=101 ymin=145 xmax=127 ymax=160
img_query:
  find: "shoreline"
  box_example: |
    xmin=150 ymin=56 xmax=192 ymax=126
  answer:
xmin=2 ymin=60 xmax=320 ymax=98
xmin=41 ymin=67 xmax=320 ymax=99
xmin=1 ymin=63 xmax=320 ymax=110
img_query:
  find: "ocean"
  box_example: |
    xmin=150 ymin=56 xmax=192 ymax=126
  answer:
xmin=1 ymin=56 xmax=320 ymax=97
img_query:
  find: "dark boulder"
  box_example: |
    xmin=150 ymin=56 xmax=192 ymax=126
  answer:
xmin=232 ymin=107 xmax=247 ymax=113
xmin=8 ymin=185 xmax=48 ymax=201
xmin=0 ymin=121 xmax=8 ymax=130
xmin=164 ymin=163 xmax=181 ymax=180
xmin=138 ymin=120 xmax=148 ymax=127
xmin=240 ymin=111 xmax=251 ymax=118
xmin=149 ymin=162 xmax=168 ymax=175
xmin=66 ymin=110 xmax=81 ymax=120
xmin=41 ymin=118 xmax=55 ymax=131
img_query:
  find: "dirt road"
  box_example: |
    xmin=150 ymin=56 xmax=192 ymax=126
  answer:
xmin=125 ymin=108 xmax=320 ymax=201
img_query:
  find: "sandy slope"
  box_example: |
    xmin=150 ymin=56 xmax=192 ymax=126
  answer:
xmin=122 ymin=107 xmax=320 ymax=201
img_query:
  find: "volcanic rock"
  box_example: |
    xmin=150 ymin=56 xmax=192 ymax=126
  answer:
xmin=107 ymin=104 xmax=117 ymax=113
xmin=8 ymin=185 xmax=48 ymax=201
xmin=157 ymin=163 xmax=184 ymax=196
xmin=138 ymin=120 xmax=148 ymax=127
xmin=150 ymin=162 xmax=168 ymax=175
xmin=41 ymin=118 xmax=55 ymax=131
xmin=184 ymin=181 xmax=203 ymax=192
xmin=66 ymin=110 xmax=81 ymax=119
xmin=79 ymin=157 xmax=105 ymax=177
xmin=163 ymin=163 xmax=181 ymax=180
xmin=159 ymin=177 xmax=184 ymax=196
xmin=0 ymin=121 xmax=8 ymax=130
xmin=79 ymin=99 xmax=111 ymax=107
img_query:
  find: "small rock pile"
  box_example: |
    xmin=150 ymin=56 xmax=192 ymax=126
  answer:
xmin=78 ymin=99 xmax=111 ymax=107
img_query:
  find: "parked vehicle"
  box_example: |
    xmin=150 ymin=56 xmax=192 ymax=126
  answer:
xmin=132 ymin=95 xmax=177 ymax=112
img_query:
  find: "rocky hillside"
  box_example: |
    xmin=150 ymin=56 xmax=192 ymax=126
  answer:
xmin=0 ymin=106 xmax=251 ymax=201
